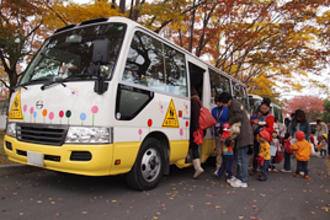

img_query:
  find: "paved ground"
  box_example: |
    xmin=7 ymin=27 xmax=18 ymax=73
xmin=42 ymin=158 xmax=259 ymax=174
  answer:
xmin=0 ymin=156 xmax=329 ymax=220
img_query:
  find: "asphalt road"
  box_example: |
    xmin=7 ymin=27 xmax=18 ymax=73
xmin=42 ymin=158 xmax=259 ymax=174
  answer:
xmin=0 ymin=157 xmax=329 ymax=220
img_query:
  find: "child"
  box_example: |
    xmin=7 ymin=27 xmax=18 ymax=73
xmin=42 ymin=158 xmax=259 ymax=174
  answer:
xmin=257 ymin=129 xmax=271 ymax=181
xmin=216 ymin=123 xmax=234 ymax=182
xmin=290 ymin=131 xmax=312 ymax=179
xmin=269 ymin=131 xmax=280 ymax=172
xmin=212 ymin=96 xmax=229 ymax=174
xmin=319 ymin=134 xmax=328 ymax=158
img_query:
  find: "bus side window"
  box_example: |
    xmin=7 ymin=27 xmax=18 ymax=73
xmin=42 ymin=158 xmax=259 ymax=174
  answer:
xmin=122 ymin=31 xmax=163 ymax=86
xmin=233 ymin=83 xmax=249 ymax=111
xmin=209 ymin=69 xmax=230 ymax=104
xmin=163 ymin=44 xmax=188 ymax=97
xmin=123 ymin=31 xmax=188 ymax=97
xmin=116 ymin=84 xmax=154 ymax=120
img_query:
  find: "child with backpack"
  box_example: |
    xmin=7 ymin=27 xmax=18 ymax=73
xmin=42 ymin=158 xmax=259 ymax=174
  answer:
xmin=216 ymin=123 xmax=234 ymax=182
xmin=257 ymin=129 xmax=271 ymax=181
xmin=290 ymin=131 xmax=312 ymax=179
xmin=269 ymin=131 xmax=281 ymax=172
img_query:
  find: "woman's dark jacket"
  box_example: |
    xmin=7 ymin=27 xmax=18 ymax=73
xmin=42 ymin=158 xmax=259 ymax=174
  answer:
xmin=228 ymin=99 xmax=254 ymax=148
xmin=190 ymin=96 xmax=201 ymax=140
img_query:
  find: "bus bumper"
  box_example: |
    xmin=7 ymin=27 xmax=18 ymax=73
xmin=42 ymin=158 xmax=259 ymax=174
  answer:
xmin=3 ymin=135 xmax=139 ymax=176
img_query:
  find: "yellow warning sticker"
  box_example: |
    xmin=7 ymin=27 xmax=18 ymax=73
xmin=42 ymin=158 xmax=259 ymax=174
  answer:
xmin=162 ymin=99 xmax=179 ymax=128
xmin=8 ymin=89 xmax=23 ymax=120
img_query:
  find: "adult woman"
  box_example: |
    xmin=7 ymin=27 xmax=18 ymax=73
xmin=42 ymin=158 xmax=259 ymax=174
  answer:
xmin=281 ymin=110 xmax=310 ymax=173
xmin=289 ymin=109 xmax=310 ymax=141
xmin=249 ymin=98 xmax=274 ymax=175
xmin=218 ymin=92 xmax=253 ymax=188
xmin=189 ymin=88 xmax=204 ymax=178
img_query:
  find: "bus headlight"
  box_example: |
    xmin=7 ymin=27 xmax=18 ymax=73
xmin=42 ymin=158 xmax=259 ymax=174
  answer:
xmin=6 ymin=122 xmax=16 ymax=137
xmin=65 ymin=127 xmax=113 ymax=144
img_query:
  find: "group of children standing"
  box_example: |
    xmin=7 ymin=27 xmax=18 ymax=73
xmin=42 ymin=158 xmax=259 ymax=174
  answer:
xmin=211 ymin=96 xmax=315 ymax=186
xmin=257 ymin=129 xmax=312 ymax=180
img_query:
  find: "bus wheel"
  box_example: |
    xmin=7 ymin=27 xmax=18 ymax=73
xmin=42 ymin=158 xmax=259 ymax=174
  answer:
xmin=126 ymin=137 xmax=163 ymax=190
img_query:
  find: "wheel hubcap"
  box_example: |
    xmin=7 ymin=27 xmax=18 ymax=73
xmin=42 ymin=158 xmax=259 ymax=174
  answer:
xmin=141 ymin=148 xmax=161 ymax=183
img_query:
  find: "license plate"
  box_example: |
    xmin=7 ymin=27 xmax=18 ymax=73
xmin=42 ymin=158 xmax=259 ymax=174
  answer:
xmin=27 ymin=151 xmax=44 ymax=167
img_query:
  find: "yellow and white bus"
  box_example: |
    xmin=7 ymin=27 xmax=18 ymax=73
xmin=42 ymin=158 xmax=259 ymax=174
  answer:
xmin=4 ymin=17 xmax=249 ymax=190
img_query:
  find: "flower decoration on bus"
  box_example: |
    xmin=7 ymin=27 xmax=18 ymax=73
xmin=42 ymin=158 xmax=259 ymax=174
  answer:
xmin=49 ymin=112 xmax=54 ymax=123
xmin=59 ymin=110 xmax=64 ymax=124
xmin=183 ymin=102 xmax=189 ymax=115
xmin=42 ymin=109 xmax=47 ymax=123
xmin=66 ymin=110 xmax=71 ymax=125
xmin=70 ymin=87 xmax=79 ymax=96
xmin=33 ymin=112 xmax=37 ymax=122
xmin=80 ymin=112 xmax=87 ymax=125
xmin=91 ymin=105 xmax=99 ymax=126
xmin=29 ymin=107 xmax=34 ymax=122
xmin=158 ymin=101 xmax=164 ymax=114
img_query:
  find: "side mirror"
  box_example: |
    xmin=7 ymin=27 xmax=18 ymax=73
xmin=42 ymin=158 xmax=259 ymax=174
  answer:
xmin=92 ymin=39 xmax=109 ymax=95
xmin=94 ymin=79 xmax=108 ymax=95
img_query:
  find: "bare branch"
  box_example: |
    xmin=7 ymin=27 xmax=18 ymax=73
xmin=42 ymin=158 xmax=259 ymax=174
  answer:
xmin=153 ymin=0 xmax=208 ymax=33
xmin=44 ymin=3 xmax=68 ymax=26
xmin=0 ymin=79 xmax=10 ymax=89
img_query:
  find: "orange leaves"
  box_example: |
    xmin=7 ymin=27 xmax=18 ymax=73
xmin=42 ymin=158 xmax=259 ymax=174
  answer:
xmin=0 ymin=0 xmax=49 ymax=88
xmin=158 ymin=0 xmax=329 ymax=97
xmin=43 ymin=1 xmax=122 ymax=29
xmin=283 ymin=96 xmax=325 ymax=120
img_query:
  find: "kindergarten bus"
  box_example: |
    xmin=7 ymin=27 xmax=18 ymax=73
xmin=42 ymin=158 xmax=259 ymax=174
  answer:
xmin=4 ymin=17 xmax=249 ymax=190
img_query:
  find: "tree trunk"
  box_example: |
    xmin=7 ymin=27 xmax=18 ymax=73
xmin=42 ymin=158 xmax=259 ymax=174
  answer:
xmin=188 ymin=0 xmax=197 ymax=53
xmin=8 ymin=68 xmax=17 ymax=97
xmin=119 ymin=0 xmax=126 ymax=13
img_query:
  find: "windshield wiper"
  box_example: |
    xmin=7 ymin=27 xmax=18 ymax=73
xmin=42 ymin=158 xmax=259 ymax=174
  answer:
xmin=40 ymin=78 xmax=67 ymax=90
xmin=16 ymin=78 xmax=48 ymax=89
xmin=40 ymin=74 xmax=86 ymax=90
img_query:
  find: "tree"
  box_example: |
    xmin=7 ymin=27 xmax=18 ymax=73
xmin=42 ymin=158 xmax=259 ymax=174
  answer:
xmin=0 ymin=0 xmax=48 ymax=91
xmin=2 ymin=0 xmax=329 ymax=100
xmin=283 ymin=96 xmax=325 ymax=122
xmin=321 ymin=99 xmax=330 ymax=123
xmin=163 ymin=0 xmax=329 ymax=98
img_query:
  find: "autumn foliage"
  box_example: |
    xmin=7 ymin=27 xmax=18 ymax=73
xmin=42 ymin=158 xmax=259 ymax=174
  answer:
xmin=0 ymin=0 xmax=329 ymax=99
xmin=283 ymin=96 xmax=325 ymax=122
xmin=0 ymin=0 xmax=48 ymax=90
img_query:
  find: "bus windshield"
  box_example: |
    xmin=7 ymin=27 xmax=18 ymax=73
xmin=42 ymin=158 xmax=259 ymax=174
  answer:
xmin=20 ymin=23 xmax=126 ymax=86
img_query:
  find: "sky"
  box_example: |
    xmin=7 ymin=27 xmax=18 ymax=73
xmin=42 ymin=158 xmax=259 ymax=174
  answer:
xmin=278 ymin=68 xmax=330 ymax=100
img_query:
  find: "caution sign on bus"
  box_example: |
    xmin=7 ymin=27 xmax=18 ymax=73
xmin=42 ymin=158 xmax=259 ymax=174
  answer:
xmin=8 ymin=89 xmax=23 ymax=120
xmin=162 ymin=99 xmax=179 ymax=128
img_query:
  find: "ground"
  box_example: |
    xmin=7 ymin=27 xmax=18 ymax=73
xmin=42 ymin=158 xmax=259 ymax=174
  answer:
xmin=0 ymin=142 xmax=329 ymax=220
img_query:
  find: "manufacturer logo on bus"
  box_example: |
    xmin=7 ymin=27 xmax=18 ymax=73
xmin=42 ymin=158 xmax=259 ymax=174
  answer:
xmin=36 ymin=100 xmax=44 ymax=109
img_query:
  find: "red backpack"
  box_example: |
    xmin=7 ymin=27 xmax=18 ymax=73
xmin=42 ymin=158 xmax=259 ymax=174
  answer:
xmin=198 ymin=106 xmax=217 ymax=130
xmin=284 ymin=140 xmax=293 ymax=154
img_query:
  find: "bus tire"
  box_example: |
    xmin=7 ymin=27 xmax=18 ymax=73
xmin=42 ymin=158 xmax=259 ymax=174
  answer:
xmin=126 ymin=137 xmax=163 ymax=190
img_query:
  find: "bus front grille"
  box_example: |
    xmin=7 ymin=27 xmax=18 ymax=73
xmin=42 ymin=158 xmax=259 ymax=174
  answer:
xmin=17 ymin=124 xmax=68 ymax=146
